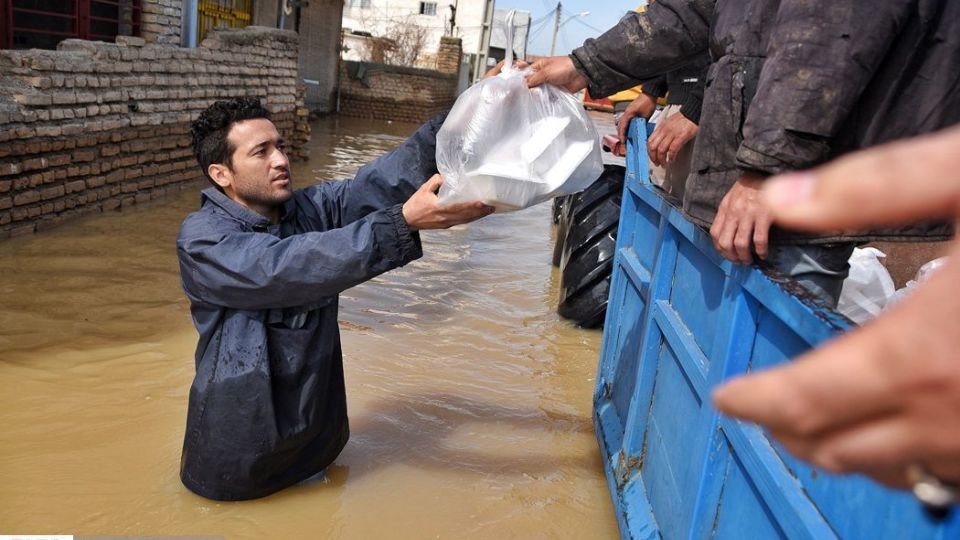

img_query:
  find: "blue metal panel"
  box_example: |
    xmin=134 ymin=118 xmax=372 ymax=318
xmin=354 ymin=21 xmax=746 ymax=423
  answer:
xmin=594 ymin=119 xmax=960 ymax=539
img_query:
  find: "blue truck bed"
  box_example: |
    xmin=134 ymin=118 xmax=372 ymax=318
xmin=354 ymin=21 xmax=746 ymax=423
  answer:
xmin=594 ymin=120 xmax=960 ymax=539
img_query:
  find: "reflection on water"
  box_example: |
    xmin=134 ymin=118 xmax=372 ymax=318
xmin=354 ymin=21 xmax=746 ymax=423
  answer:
xmin=0 ymin=114 xmax=618 ymax=538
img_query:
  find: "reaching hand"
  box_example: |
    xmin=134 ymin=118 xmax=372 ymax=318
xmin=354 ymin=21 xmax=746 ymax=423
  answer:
xmin=710 ymin=173 xmax=773 ymax=263
xmin=760 ymin=128 xmax=960 ymax=232
xmin=713 ymin=125 xmax=960 ymax=490
xmin=525 ymin=56 xmax=589 ymax=93
xmin=402 ymin=175 xmax=495 ymax=231
xmin=617 ymin=94 xmax=658 ymax=144
xmin=647 ymin=110 xmax=698 ymax=167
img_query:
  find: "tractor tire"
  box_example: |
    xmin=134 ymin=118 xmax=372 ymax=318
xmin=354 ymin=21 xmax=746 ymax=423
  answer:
xmin=557 ymin=164 xmax=625 ymax=328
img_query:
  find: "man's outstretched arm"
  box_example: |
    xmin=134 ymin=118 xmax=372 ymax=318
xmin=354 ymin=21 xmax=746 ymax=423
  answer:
xmin=528 ymin=0 xmax=714 ymax=97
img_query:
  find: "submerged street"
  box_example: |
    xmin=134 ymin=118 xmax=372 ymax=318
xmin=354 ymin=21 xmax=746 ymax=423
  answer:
xmin=0 ymin=114 xmax=619 ymax=538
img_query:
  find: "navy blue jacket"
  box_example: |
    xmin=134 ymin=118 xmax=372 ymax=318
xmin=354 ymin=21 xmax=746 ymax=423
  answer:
xmin=176 ymin=114 xmax=444 ymax=500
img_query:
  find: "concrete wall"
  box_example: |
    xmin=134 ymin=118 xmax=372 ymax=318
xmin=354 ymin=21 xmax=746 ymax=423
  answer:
xmin=338 ymin=60 xmax=457 ymax=124
xmin=0 ymin=27 xmax=309 ymax=240
xmin=298 ymin=0 xmax=344 ymax=113
xmin=253 ymin=0 xmax=280 ymax=28
xmin=251 ymin=0 xmax=343 ymax=113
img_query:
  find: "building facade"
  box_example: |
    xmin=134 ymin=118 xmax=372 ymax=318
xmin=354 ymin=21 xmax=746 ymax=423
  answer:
xmin=2 ymin=0 xmax=343 ymax=112
xmin=0 ymin=0 xmax=320 ymax=239
xmin=342 ymin=0 xmax=496 ymax=79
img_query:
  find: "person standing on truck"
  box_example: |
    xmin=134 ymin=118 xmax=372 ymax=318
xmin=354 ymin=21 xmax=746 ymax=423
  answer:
xmin=527 ymin=0 xmax=960 ymax=306
xmin=176 ymin=97 xmax=493 ymax=500
xmin=606 ymin=3 xmax=709 ymax=199
xmin=615 ymin=53 xmax=709 ymax=199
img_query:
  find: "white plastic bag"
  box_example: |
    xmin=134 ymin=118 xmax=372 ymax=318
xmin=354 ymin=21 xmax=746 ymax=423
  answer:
xmin=886 ymin=256 xmax=948 ymax=308
xmin=837 ymin=247 xmax=896 ymax=324
xmin=435 ymin=12 xmax=603 ymax=211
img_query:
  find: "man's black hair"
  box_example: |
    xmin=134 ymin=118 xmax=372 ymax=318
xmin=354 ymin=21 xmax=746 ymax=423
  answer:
xmin=190 ymin=97 xmax=271 ymax=187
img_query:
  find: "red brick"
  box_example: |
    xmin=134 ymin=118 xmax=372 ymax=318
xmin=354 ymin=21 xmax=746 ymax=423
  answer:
xmin=85 ymin=177 xmax=105 ymax=189
xmin=66 ymin=180 xmax=86 ymax=193
xmin=40 ymin=185 xmax=64 ymax=200
xmin=0 ymin=163 xmax=21 ymax=177
xmin=72 ymin=149 xmax=96 ymax=162
xmin=13 ymin=190 xmax=40 ymax=206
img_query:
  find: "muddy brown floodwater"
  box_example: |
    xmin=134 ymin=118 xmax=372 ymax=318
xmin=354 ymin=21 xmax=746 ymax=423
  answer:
xmin=0 ymin=113 xmax=620 ymax=538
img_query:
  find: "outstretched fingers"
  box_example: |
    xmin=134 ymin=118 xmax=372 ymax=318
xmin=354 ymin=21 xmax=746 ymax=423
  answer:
xmin=763 ymin=126 xmax=960 ymax=231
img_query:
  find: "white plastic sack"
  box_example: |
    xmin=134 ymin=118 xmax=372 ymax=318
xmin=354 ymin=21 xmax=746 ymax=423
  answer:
xmin=837 ymin=247 xmax=896 ymax=324
xmin=887 ymin=256 xmax=948 ymax=308
xmin=435 ymin=12 xmax=603 ymax=211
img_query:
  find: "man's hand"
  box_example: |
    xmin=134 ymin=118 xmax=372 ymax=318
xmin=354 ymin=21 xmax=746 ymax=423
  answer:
xmin=647 ymin=111 xmax=698 ymax=167
xmin=710 ymin=173 xmax=773 ymax=264
xmin=526 ymin=56 xmax=589 ymax=93
xmin=713 ymin=125 xmax=960 ymax=489
xmin=402 ymin=175 xmax=495 ymax=231
xmin=617 ymin=94 xmax=658 ymax=143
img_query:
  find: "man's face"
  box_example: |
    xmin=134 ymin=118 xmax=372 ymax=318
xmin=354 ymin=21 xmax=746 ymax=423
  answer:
xmin=215 ymin=118 xmax=292 ymax=218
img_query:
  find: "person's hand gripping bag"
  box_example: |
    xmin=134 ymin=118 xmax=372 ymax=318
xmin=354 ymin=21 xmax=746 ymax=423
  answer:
xmin=435 ymin=38 xmax=603 ymax=211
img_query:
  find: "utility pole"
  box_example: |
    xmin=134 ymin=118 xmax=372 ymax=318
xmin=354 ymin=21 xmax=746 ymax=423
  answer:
xmin=448 ymin=1 xmax=457 ymax=36
xmin=549 ymin=2 xmax=561 ymax=56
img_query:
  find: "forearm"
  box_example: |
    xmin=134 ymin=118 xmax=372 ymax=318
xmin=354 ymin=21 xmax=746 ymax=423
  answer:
xmin=570 ymin=0 xmax=714 ymax=98
xmin=178 ymin=205 xmax=422 ymax=310
xmin=299 ymin=111 xmax=448 ymax=227
xmin=341 ymin=111 xmax=447 ymax=222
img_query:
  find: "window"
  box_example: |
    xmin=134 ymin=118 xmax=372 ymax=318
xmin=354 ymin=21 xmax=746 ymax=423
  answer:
xmin=419 ymin=2 xmax=437 ymax=16
xmin=349 ymin=0 xmax=372 ymax=8
xmin=2 ymin=0 xmax=142 ymax=49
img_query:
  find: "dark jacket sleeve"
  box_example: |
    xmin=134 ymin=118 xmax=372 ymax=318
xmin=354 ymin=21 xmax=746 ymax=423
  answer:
xmin=666 ymin=53 xmax=710 ymax=124
xmin=176 ymin=205 xmax=422 ymax=310
xmin=642 ymin=76 xmax=668 ymax=99
xmin=296 ymin=111 xmax=447 ymax=228
xmin=737 ymin=0 xmax=913 ymax=174
xmin=570 ymin=0 xmax=714 ymax=98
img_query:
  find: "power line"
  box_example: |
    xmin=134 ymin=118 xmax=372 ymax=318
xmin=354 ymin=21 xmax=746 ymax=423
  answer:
xmin=530 ymin=9 xmax=556 ymax=27
xmin=569 ymin=16 xmax=605 ymax=35
xmin=528 ymin=26 xmax=549 ymax=44
xmin=528 ymin=15 xmax=554 ymax=42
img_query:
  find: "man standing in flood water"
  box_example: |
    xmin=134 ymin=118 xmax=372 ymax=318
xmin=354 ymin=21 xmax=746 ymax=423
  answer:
xmin=176 ymin=97 xmax=493 ymax=500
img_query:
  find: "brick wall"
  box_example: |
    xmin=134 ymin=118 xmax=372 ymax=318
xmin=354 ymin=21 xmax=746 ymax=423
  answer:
xmin=338 ymin=61 xmax=458 ymax=124
xmin=141 ymin=0 xmax=183 ymax=46
xmin=436 ymin=37 xmax=462 ymax=75
xmin=0 ymin=26 xmax=310 ymax=240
